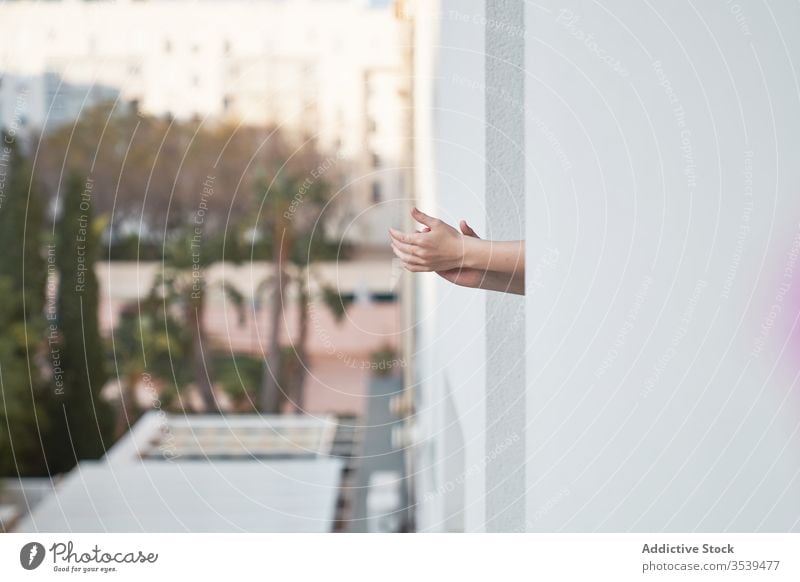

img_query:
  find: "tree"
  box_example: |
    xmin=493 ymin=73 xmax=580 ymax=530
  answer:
xmin=255 ymin=154 xmax=351 ymax=413
xmin=107 ymin=298 xmax=191 ymax=436
xmin=44 ymin=171 xmax=113 ymax=472
xmin=0 ymin=279 xmax=46 ymax=476
xmin=35 ymin=105 xmax=278 ymax=246
xmin=257 ymin=171 xmax=294 ymax=413
xmin=0 ymin=131 xmax=48 ymax=476
xmin=152 ymin=228 xmax=245 ymax=413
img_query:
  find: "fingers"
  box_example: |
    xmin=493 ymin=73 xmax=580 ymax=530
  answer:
xmin=391 ymin=238 xmax=421 ymax=258
xmin=388 ymin=227 xmax=422 ymax=246
xmin=411 ymin=206 xmax=440 ymax=228
xmin=390 ymin=236 xmax=432 ymax=273
xmin=391 ymin=242 xmax=426 ymax=267
xmin=390 ymin=242 xmax=415 ymax=263
xmin=403 ymin=263 xmax=427 ymax=272
xmin=459 ymin=220 xmax=479 ymax=238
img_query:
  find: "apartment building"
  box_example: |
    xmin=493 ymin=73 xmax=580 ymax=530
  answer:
xmin=0 ymin=0 xmax=408 ymax=244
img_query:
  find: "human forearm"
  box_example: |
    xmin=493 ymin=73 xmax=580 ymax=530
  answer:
xmin=474 ymin=269 xmax=525 ymax=295
xmin=463 ymin=238 xmax=525 ymax=275
xmin=390 ymin=209 xmax=526 ymax=296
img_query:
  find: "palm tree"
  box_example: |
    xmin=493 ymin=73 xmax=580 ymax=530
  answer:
xmin=155 ymin=229 xmax=245 ymax=412
xmin=255 ymin=163 xmax=351 ymax=413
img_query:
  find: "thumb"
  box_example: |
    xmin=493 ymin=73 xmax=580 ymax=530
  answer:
xmin=459 ymin=220 xmax=479 ymax=238
xmin=411 ymin=206 xmax=439 ymax=228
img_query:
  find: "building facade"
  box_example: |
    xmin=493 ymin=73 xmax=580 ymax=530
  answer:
xmin=410 ymin=0 xmax=800 ymax=532
xmin=0 ymin=0 xmax=408 ymax=244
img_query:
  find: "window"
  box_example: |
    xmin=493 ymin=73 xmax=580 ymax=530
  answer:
xmin=371 ymin=292 xmax=397 ymax=303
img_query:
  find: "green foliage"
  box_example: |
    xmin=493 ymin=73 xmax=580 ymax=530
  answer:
xmin=289 ymin=230 xmax=350 ymax=266
xmin=44 ymin=171 xmax=114 ymax=473
xmin=0 ymin=134 xmax=46 ymax=320
xmin=0 ymin=279 xmax=47 ymax=476
xmin=106 ymin=234 xmax=163 ymax=261
xmin=320 ymin=285 xmax=353 ymax=322
xmin=255 ymin=161 xmax=353 ymax=412
xmin=36 ymin=105 xmax=289 ymax=242
xmin=0 ymin=133 xmax=49 ymax=476
xmin=153 ymin=225 xmax=247 ymax=412
xmin=108 ymin=299 xmax=190 ymax=418
xmin=213 ymin=352 xmax=262 ymax=411
xmin=161 ymin=227 xmax=241 ymax=271
xmin=112 ymin=299 xmax=193 ymax=393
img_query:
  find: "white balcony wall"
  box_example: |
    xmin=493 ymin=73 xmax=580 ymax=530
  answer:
xmin=525 ymin=0 xmax=800 ymax=531
xmin=413 ymin=0 xmax=489 ymax=532
xmin=415 ymin=0 xmax=800 ymax=532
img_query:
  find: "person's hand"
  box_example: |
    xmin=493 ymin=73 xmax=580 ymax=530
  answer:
xmin=390 ymin=210 xmax=525 ymax=294
xmin=389 ymin=208 xmax=472 ymax=272
xmin=435 ymin=221 xmax=485 ymax=288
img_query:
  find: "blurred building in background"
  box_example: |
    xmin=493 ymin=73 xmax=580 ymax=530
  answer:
xmin=0 ymin=0 xmax=413 ymax=533
xmin=0 ymin=0 xmax=407 ymax=245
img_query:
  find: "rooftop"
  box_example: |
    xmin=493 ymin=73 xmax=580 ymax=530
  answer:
xmin=107 ymin=412 xmax=339 ymax=463
xmin=15 ymin=412 xmax=352 ymax=533
xmin=15 ymin=459 xmax=343 ymax=533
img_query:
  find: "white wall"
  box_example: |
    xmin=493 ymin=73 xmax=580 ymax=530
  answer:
xmin=416 ymin=0 xmax=800 ymax=532
xmin=525 ymin=0 xmax=800 ymax=531
xmin=413 ymin=0 xmax=488 ymax=532
xmin=483 ymin=0 xmax=527 ymax=533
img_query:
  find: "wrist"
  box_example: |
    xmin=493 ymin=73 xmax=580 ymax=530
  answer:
xmin=461 ymin=236 xmax=484 ymax=270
